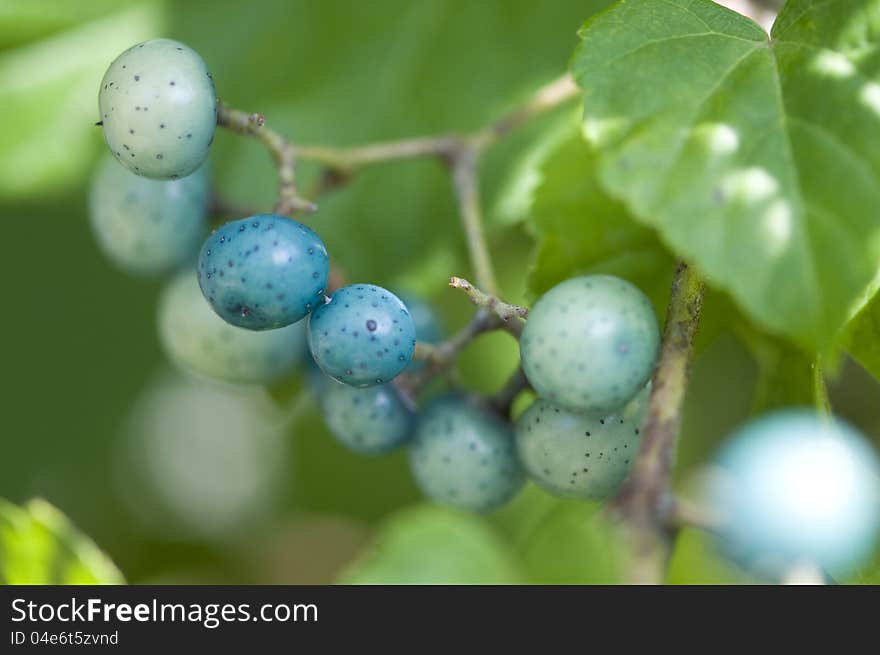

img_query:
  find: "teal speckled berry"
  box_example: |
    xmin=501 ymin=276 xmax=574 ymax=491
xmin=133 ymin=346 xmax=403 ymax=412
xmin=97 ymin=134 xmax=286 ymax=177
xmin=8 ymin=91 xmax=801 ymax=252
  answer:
xmin=198 ymin=215 xmax=329 ymax=330
xmin=515 ymin=385 xmax=648 ymax=500
xmin=88 ymin=155 xmax=209 ymax=275
xmin=520 ymin=275 xmax=659 ymax=415
xmin=159 ymin=271 xmax=306 ymax=384
xmin=319 ymin=380 xmax=415 ymax=455
xmin=307 ymin=284 xmax=415 ymax=387
xmin=396 ymin=292 xmax=443 ymax=372
xmin=707 ymin=410 xmax=880 ymax=579
xmin=99 ymin=38 xmax=216 ymax=179
xmin=408 ymin=396 xmax=524 ymax=512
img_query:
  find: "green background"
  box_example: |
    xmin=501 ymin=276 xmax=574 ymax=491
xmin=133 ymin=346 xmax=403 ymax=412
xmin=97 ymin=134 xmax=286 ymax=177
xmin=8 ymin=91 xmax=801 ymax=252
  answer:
xmin=1 ymin=0 xmax=878 ymax=584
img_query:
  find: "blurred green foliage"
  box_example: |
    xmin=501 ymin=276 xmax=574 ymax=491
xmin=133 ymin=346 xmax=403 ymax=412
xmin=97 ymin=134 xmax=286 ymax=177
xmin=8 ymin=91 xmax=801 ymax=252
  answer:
xmin=0 ymin=498 xmax=123 ymax=584
xmin=1 ymin=0 xmax=878 ymax=585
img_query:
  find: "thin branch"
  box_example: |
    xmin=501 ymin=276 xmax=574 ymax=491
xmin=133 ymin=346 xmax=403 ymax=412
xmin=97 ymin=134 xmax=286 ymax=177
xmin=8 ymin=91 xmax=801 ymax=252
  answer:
xmin=216 ymin=103 xmax=316 ymax=216
xmin=471 ymin=73 xmax=579 ymax=149
xmin=294 ymin=136 xmax=462 ymax=171
xmin=412 ymin=341 xmax=442 ymax=363
xmin=217 ymin=74 xmax=578 ymax=394
xmin=608 ymin=261 xmax=706 ymax=584
xmin=450 ymin=149 xmax=498 ymax=294
xmin=490 ymin=366 xmax=531 ymax=418
xmin=450 ymin=276 xmax=529 ymax=324
xmin=411 ymin=309 xmax=499 ymax=365
xmin=668 ymin=498 xmax=721 ymax=534
xmin=402 ymin=309 xmax=502 ymax=392
xmin=289 ymin=75 xmax=577 ymax=292
xmin=291 ymin=73 xmax=578 ymax=170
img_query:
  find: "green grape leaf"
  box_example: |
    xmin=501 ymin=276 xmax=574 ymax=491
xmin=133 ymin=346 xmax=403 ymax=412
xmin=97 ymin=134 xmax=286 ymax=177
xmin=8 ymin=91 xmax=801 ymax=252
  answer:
xmin=842 ymin=285 xmax=880 ymax=381
xmin=735 ymin=324 xmax=819 ymax=411
xmin=339 ymin=505 xmax=523 ymax=584
xmin=572 ymin=0 xmax=880 ymax=350
xmin=490 ymin=108 xmax=582 ymax=227
xmin=0 ymin=498 xmax=124 ymax=584
xmin=526 ymin=125 xmax=675 ymax=313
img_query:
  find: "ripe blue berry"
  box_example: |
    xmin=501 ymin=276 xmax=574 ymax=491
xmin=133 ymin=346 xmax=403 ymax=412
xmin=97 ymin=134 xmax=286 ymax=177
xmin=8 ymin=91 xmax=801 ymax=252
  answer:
xmin=158 ymin=271 xmax=306 ymax=384
xmin=520 ymin=275 xmax=659 ymax=415
xmin=408 ymin=396 xmax=525 ymax=512
xmin=99 ymin=39 xmax=217 ymax=179
xmin=307 ymin=284 xmax=416 ymax=387
xmin=396 ymin=292 xmax=443 ymax=371
xmin=197 ymin=215 xmax=329 ymax=330
xmin=514 ymin=385 xmax=648 ymax=500
xmin=319 ymin=381 xmax=415 ymax=455
xmin=707 ymin=410 xmax=880 ymax=578
xmin=88 ymin=155 xmax=208 ymax=275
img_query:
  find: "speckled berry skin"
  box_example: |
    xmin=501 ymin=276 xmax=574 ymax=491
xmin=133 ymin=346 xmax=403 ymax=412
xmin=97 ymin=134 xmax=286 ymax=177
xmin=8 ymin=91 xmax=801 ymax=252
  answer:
xmin=408 ymin=396 xmax=525 ymax=512
xmin=99 ymin=38 xmax=216 ymax=179
xmin=707 ymin=410 xmax=880 ymax=579
xmin=520 ymin=275 xmax=659 ymax=416
xmin=319 ymin=381 xmax=415 ymax=455
xmin=396 ymin=292 xmax=443 ymax=371
xmin=198 ymin=215 xmax=329 ymax=330
xmin=159 ymin=271 xmax=306 ymax=384
xmin=88 ymin=155 xmax=209 ymax=275
xmin=515 ymin=385 xmax=648 ymax=500
xmin=307 ymin=284 xmax=416 ymax=387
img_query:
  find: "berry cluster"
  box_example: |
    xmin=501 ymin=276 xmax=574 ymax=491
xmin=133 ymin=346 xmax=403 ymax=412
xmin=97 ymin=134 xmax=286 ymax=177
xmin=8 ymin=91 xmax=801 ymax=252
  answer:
xmin=89 ymin=39 xmax=662 ymax=515
xmin=90 ymin=39 xmax=880 ymax=578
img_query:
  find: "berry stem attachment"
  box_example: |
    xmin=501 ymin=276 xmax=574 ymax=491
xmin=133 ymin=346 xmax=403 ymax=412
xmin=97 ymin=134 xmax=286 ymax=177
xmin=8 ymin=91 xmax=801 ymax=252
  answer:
xmin=216 ymin=102 xmax=316 ymax=216
xmin=450 ymin=276 xmax=528 ymax=326
xmin=404 ymin=309 xmax=509 ymax=392
xmin=608 ymin=261 xmax=705 ymax=584
xmin=406 ymin=279 xmax=527 ymax=391
xmin=490 ymin=366 xmax=531 ymax=418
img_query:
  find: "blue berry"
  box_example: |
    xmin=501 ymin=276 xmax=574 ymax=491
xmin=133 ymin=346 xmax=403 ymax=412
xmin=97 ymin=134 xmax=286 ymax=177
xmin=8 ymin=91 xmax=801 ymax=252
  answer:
xmin=707 ymin=409 xmax=880 ymax=578
xmin=520 ymin=275 xmax=659 ymax=415
xmin=197 ymin=215 xmax=329 ymax=330
xmin=319 ymin=381 xmax=415 ymax=455
xmin=408 ymin=396 xmax=524 ymax=512
xmin=99 ymin=39 xmax=217 ymax=179
xmin=514 ymin=385 xmax=648 ymax=500
xmin=307 ymin=284 xmax=416 ymax=387
xmin=88 ymin=155 xmax=208 ymax=275
xmin=158 ymin=271 xmax=306 ymax=384
xmin=396 ymin=292 xmax=443 ymax=371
